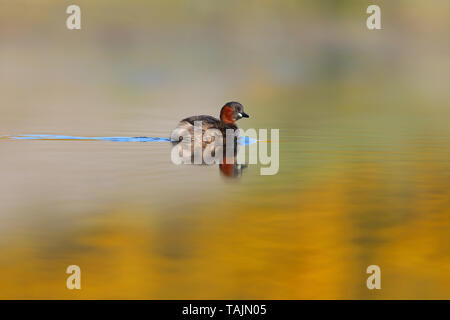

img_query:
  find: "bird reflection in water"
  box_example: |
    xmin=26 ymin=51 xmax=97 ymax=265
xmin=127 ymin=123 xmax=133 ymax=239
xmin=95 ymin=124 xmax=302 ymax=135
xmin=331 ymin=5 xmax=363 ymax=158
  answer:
xmin=219 ymin=156 xmax=247 ymax=178
xmin=170 ymin=138 xmax=247 ymax=179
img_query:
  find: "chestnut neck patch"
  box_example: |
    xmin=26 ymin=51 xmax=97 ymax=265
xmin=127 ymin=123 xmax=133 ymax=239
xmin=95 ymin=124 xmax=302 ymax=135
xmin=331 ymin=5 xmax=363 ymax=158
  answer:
xmin=220 ymin=105 xmax=235 ymax=124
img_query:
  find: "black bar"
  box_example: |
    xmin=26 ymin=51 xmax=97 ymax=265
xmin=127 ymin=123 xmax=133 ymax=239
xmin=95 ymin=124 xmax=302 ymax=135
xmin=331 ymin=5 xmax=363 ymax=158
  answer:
xmin=1 ymin=300 xmax=448 ymax=318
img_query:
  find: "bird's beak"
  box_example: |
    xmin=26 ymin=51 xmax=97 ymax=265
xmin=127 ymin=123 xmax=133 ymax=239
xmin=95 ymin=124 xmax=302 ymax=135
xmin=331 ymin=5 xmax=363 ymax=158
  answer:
xmin=241 ymin=112 xmax=249 ymax=118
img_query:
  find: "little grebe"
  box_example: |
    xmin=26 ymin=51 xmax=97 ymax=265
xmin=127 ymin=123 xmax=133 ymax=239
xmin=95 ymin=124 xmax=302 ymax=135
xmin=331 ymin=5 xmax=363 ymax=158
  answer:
xmin=171 ymin=101 xmax=249 ymax=146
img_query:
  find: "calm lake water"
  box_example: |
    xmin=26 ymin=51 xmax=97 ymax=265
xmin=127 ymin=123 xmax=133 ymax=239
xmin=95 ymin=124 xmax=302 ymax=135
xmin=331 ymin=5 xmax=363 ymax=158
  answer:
xmin=1 ymin=107 xmax=450 ymax=299
xmin=1 ymin=1 xmax=449 ymax=299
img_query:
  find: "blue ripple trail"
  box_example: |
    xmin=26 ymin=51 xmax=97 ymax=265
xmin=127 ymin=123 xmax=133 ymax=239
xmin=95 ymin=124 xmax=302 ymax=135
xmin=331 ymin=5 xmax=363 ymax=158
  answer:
xmin=239 ymin=136 xmax=257 ymax=146
xmin=8 ymin=134 xmax=257 ymax=145
xmin=10 ymin=134 xmax=170 ymax=142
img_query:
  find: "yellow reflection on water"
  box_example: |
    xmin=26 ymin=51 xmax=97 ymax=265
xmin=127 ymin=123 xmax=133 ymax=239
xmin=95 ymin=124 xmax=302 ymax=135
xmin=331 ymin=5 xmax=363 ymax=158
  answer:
xmin=1 ymin=158 xmax=449 ymax=299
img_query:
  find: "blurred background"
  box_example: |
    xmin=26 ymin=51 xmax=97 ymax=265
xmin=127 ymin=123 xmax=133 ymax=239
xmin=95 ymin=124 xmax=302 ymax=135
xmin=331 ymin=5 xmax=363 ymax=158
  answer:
xmin=0 ymin=0 xmax=449 ymax=299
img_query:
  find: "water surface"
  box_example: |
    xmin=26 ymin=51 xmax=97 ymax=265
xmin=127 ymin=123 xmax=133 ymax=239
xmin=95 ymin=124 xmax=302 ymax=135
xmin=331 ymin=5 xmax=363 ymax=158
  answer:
xmin=1 ymin=0 xmax=450 ymax=299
